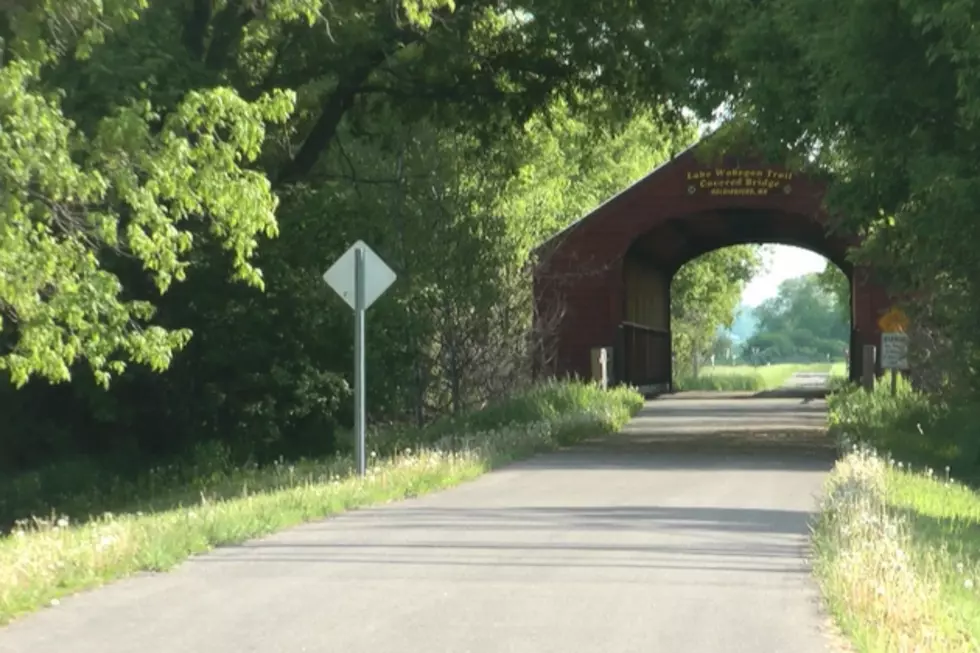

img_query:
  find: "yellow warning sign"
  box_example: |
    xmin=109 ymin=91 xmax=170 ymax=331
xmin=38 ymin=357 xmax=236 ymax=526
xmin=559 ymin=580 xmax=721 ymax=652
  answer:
xmin=878 ymin=307 xmax=909 ymax=333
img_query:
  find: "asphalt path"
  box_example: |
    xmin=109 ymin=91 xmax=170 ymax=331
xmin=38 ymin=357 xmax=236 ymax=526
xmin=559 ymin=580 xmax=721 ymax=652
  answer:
xmin=0 ymin=395 xmax=838 ymax=653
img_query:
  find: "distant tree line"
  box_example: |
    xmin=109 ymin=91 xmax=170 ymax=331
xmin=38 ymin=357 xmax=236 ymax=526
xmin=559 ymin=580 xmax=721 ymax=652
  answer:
xmin=714 ymin=264 xmax=850 ymax=366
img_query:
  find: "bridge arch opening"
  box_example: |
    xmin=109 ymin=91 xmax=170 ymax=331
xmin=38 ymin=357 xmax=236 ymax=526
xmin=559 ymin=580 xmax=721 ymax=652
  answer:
xmin=675 ymin=245 xmax=850 ymax=388
xmin=618 ymin=211 xmax=857 ymax=392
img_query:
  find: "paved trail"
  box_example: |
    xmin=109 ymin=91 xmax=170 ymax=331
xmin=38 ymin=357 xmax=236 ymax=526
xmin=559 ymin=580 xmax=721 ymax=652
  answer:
xmin=0 ymin=396 xmax=837 ymax=653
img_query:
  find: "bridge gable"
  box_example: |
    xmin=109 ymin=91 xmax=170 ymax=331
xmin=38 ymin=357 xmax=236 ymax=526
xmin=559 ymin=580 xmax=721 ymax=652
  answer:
xmin=535 ymin=136 xmax=840 ymax=275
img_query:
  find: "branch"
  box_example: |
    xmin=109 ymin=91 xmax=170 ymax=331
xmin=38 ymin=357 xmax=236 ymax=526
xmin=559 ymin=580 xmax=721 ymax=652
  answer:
xmin=204 ymin=1 xmax=256 ymax=71
xmin=242 ymin=31 xmax=295 ymax=101
xmin=183 ymin=0 xmax=212 ymax=60
xmin=275 ymin=48 xmax=395 ymax=184
xmin=273 ymin=16 xmax=428 ymax=186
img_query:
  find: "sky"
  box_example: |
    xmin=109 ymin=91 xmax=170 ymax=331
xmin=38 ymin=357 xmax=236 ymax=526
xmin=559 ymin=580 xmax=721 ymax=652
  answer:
xmin=740 ymin=245 xmax=829 ymax=307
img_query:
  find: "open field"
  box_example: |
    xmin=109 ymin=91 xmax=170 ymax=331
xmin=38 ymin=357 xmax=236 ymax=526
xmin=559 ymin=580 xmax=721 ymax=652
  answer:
xmin=674 ymin=362 xmax=845 ymax=392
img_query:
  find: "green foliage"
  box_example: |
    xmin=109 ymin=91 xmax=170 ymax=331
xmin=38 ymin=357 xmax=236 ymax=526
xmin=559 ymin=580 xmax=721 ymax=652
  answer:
xmin=675 ymin=370 xmax=768 ymax=392
xmin=745 ymin=271 xmax=849 ymax=364
xmin=674 ymin=362 xmax=833 ymax=392
xmin=726 ymin=305 xmax=759 ymax=343
xmin=816 ymin=261 xmax=850 ymax=323
xmin=0 ymin=381 xmax=642 ymax=623
xmin=365 ymin=379 xmax=644 ymax=453
xmin=812 ymin=447 xmax=980 ymax=652
xmin=0 ymin=0 xmax=693 ymax=473
xmin=0 ymin=10 xmax=297 ymax=388
xmin=883 ymin=470 xmax=980 ymax=650
xmin=671 ymin=245 xmax=764 ymax=378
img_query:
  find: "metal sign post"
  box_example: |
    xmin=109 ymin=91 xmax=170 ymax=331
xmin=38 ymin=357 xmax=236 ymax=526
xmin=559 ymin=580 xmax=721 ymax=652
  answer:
xmin=323 ymin=241 xmax=396 ymax=477
xmin=353 ymin=247 xmax=366 ymax=477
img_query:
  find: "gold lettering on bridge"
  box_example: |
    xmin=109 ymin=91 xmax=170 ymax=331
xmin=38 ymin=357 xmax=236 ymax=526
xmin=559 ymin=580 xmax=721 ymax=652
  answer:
xmin=685 ymin=168 xmax=794 ymax=197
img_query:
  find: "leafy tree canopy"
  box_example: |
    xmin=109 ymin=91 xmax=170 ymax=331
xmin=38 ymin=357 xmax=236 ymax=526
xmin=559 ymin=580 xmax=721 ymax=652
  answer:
xmin=0 ymin=0 xmax=721 ymax=469
xmin=0 ymin=0 xmax=699 ymax=389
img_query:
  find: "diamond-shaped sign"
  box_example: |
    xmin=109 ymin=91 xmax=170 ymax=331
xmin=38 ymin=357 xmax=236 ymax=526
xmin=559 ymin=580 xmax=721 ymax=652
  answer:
xmin=878 ymin=307 xmax=909 ymax=333
xmin=322 ymin=240 xmax=396 ymax=310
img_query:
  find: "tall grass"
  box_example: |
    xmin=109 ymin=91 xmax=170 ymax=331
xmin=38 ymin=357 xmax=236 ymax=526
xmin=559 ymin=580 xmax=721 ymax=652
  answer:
xmin=674 ymin=362 xmax=838 ymax=391
xmin=812 ymin=446 xmax=977 ymax=652
xmin=815 ymin=380 xmax=980 ymax=651
xmin=0 ymin=380 xmax=643 ymax=625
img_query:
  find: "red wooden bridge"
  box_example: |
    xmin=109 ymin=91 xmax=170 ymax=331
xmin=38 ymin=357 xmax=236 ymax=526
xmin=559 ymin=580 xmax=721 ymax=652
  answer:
xmin=532 ymin=135 xmax=890 ymax=392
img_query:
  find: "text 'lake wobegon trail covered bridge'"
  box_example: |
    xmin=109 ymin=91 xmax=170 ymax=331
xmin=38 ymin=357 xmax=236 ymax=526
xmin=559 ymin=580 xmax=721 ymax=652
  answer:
xmin=532 ymin=135 xmax=892 ymax=393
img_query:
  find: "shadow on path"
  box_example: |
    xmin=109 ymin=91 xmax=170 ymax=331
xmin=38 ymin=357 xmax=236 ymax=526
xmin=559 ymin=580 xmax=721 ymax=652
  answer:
xmin=194 ymin=504 xmax=817 ymax=575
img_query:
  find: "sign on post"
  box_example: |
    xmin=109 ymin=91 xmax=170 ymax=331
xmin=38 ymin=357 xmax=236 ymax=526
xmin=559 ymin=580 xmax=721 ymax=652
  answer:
xmin=323 ymin=241 xmax=396 ymax=476
xmin=323 ymin=241 xmax=397 ymax=311
xmin=880 ymin=332 xmax=909 ymax=370
xmin=878 ymin=306 xmax=911 ymax=396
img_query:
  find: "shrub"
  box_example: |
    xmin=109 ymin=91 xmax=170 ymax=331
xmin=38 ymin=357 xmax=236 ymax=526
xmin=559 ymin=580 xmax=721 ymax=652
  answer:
xmin=827 ymin=378 xmax=980 ymax=482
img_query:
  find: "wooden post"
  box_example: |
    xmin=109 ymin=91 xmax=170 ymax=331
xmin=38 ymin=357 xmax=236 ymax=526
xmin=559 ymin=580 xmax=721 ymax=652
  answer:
xmin=590 ymin=346 xmax=611 ymax=389
xmin=862 ymin=344 xmax=877 ymax=392
xmin=890 ymin=368 xmax=898 ymax=396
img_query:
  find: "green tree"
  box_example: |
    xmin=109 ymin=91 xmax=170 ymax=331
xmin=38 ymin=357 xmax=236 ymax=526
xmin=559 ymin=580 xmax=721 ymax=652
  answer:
xmin=816 ymin=261 xmax=850 ymax=326
xmin=746 ymin=272 xmax=849 ymax=363
xmin=0 ymin=0 xmax=696 ymax=466
xmin=0 ymin=0 xmax=705 ymax=468
xmin=0 ymin=7 xmax=298 ymax=388
xmin=0 ymin=0 xmax=696 ymax=393
xmin=712 ymin=332 xmax=735 ymax=362
xmin=672 ymin=246 xmax=764 ymax=378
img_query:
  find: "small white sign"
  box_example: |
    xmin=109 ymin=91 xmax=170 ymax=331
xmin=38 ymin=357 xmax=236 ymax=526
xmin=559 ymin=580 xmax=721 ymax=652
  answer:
xmin=880 ymin=332 xmax=909 ymax=370
xmin=323 ymin=240 xmax=396 ymax=310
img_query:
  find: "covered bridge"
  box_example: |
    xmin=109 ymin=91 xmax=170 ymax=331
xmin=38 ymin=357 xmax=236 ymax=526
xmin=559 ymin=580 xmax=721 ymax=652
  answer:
xmin=532 ymin=135 xmax=891 ymax=393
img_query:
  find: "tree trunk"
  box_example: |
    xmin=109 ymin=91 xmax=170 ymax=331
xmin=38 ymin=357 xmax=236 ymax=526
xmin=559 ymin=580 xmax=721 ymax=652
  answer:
xmin=691 ymin=338 xmax=700 ymax=378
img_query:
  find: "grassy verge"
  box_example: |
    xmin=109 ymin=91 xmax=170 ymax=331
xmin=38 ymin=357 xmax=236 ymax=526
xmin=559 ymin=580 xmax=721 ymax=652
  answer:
xmin=814 ymin=380 xmax=980 ymax=651
xmin=674 ymin=362 xmax=840 ymax=391
xmin=0 ymin=380 xmax=643 ymax=625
